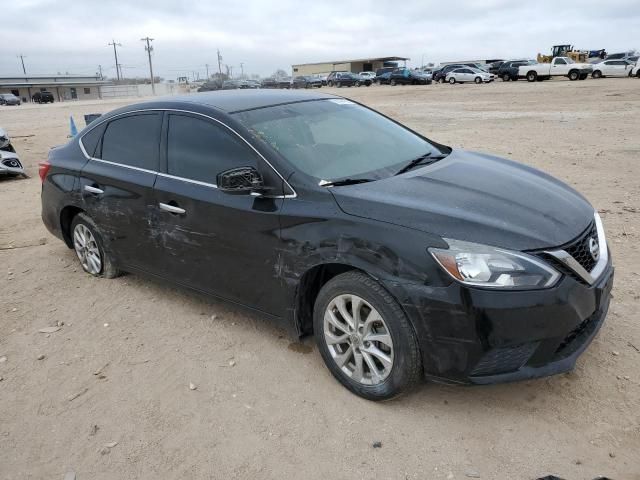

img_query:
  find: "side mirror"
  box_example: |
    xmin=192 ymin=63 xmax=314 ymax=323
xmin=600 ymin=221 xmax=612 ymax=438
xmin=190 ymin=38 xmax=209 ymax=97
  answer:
xmin=217 ymin=166 xmax=266 ymax=195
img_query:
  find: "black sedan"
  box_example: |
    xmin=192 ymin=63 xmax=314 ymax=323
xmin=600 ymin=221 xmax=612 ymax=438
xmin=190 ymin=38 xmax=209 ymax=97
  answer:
xmin=389 ymin=68 xmax=432 ymax=85
xmin=326 ymin=72 xmax=371 ymax=87
xmin=292 ymin=76 xmax=323 ymax=89
xmin=40 ymin=90 xmax=613 ymax=400
xmin=497 ymin=60 xmax=535 ymax=81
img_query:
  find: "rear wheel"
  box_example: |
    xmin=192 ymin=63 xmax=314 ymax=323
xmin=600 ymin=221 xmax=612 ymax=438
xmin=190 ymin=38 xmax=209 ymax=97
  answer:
xmin=70 ymin=213 xmax=120 ymax=278
xmin=314 ymin=271 xmax=422 ymax=401
xmin=526 ymin=71 xmax=537 ymax=82
xmin=448 ymin=77 xmax=456 ymax=84
xmin=568 ymin=70 xmax=579 ymax=81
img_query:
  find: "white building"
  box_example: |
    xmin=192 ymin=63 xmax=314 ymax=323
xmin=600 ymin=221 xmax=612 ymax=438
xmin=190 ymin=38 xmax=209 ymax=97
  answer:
xmin=0 ymin=75 xmax=110 ymax=102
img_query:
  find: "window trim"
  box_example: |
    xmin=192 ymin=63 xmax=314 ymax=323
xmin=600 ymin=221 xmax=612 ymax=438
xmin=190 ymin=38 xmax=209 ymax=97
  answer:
xmin=78 ymin=108 xmax=296 ymax=198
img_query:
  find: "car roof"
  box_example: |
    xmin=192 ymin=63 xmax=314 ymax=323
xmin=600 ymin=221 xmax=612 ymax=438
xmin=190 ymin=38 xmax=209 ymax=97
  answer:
xmin=126 ymin=90 xmax=339 ymax=114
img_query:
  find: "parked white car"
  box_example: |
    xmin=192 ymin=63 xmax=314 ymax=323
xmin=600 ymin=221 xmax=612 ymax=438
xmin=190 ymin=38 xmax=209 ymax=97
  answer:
xmin=358 ymin=71 xmax=376 ymax=81
xmin=591 ymin=60 xmax=635 ymax=78
xmin=446 ymin=67 xmax=494 ymax=84
xmin=518 ymin=57 xmax=593 ymax=81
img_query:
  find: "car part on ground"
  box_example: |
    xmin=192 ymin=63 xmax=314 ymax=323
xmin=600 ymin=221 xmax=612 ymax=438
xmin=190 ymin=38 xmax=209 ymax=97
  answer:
xmin=40 ymin=90 xmax=614 ymax=400
xmin=0 ymin=127 xmax=27 ymax=178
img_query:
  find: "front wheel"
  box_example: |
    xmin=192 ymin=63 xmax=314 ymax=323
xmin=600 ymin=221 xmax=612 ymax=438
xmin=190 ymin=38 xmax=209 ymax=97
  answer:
xmin=448 ymin=77 xmax=456 ymax=84
xmin=474 ymin=76 xmax=482 ymax=84
xmin=502 ymin=74 xmax=510 ymax=82
xmin=390 ymin=79 xmax=396 ymax=86
xmin=314 ymin=271 xmax=422 ymax=400
xmin=71 ymin=213 xmax=121 ymax=278
xmin=592 ymin=70 xmax=602 ymax=79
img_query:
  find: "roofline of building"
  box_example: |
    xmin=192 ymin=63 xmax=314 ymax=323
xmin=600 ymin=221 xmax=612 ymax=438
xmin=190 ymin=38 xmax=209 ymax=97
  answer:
xmin=0 ymin=74 xmax=102 ymax=80
xmin=0 ymin=81 xmax=111 ymax=87
xmin=292 ymin=56 xmax=409 ymax=67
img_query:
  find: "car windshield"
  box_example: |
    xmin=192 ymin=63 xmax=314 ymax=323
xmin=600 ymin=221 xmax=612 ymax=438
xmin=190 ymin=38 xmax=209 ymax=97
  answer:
xmin=234 ymin=99 xmax=446 ymax=182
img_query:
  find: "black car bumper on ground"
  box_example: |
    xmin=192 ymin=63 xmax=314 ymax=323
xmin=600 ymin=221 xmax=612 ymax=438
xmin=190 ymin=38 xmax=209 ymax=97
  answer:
xmin=384 ymin=261 xmax=614 ymax=385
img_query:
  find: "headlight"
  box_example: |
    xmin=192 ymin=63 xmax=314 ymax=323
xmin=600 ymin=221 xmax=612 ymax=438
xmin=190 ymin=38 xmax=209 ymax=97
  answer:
xmin=429 ymin=239 xmax=560 ymax=289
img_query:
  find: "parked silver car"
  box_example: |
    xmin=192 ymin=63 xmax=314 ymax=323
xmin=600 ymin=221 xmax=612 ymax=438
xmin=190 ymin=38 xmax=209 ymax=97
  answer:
xmin=0 ymin=93 xmax=21 ymax=106
xmin=446 ymin=67 xmax=494 ymax=84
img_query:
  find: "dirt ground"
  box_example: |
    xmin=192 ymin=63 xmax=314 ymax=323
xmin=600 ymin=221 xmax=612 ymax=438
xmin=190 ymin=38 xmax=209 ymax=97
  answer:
xmin=1 ymin=78 xmax=639 ymax=480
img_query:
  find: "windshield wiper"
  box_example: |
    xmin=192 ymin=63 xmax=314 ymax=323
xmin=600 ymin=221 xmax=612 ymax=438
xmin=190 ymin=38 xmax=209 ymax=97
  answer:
xmin=319 ymin=178 xmax=374 ymax=187
xmin=395 ymin=151 xmax=447 ymax=176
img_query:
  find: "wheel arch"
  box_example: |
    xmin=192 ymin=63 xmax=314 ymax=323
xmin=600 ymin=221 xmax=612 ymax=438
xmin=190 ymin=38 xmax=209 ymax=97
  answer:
xmin=60 ymin=205 xmax=85 ymax=248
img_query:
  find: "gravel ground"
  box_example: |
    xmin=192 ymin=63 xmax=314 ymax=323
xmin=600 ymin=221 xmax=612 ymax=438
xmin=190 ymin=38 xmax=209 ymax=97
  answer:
xmin=1 ymin=78 xmax=639 ymax=480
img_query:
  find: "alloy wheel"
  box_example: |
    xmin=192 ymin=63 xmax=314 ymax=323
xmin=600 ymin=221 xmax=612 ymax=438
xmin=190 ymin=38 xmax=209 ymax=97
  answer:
xmin=323 ymin=294 xmax=394 ymax=385
xmin=73 ymin=224 xmax=102 ymax=275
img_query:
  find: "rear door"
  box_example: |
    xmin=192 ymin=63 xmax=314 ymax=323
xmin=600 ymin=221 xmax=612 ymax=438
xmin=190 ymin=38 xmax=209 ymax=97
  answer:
xmin=152 ymin=112 xmax=285 ymax=315
xmin=78 ymin=112 xmax=161 ymax=271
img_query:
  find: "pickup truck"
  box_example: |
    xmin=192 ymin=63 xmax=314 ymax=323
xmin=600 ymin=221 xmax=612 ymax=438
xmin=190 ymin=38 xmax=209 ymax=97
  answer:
xmin=518 ymin=57 xmax=593 ymax=82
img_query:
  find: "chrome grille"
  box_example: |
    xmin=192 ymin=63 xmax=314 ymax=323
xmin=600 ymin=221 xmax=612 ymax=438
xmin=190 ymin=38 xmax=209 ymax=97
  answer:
xmin=565 ymin=222 xmax=598 ymax=273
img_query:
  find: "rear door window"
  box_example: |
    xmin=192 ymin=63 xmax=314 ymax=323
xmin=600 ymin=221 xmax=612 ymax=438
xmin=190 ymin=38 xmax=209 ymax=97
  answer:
xmin=100 ymin=113 xmax=161 ymax=171
xmin=166 ymin=114 xmax=259 ymax=184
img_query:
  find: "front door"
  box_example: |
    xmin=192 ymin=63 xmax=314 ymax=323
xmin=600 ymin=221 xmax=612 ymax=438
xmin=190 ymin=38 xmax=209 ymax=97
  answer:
xmin=70 ymin=88 xmax=77 ymax=99
xmin=152 ymin=112 xmax=285 ymax=315
xmin=78 ymin=112 xmax=162 ymax=271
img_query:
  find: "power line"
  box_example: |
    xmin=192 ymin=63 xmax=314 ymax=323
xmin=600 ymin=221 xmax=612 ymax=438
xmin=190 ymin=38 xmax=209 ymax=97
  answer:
xmin=108 ymin=39 xmax=122 ymax=81
xmin=141 ymin=36 xmax=156 ymax=95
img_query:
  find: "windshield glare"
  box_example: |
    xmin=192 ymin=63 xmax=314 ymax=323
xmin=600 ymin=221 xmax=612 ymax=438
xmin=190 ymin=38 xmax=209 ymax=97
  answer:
xmin=234 ymin=99 xmax=443 ymax=181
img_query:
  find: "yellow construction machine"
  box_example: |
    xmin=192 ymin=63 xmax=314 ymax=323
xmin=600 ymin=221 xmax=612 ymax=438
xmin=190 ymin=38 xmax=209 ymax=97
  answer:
xmin=537 ymin=45 xmax=588 ymax=63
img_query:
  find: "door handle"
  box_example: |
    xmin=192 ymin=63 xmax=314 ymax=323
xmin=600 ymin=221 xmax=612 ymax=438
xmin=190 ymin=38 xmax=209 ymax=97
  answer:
xmin=159 ymin=202 xmax=186 ymax=215
xmin=84 ymin=185 xmax=104 ymax=195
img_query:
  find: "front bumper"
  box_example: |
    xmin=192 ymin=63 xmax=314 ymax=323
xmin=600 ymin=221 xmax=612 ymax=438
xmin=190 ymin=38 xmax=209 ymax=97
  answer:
xmin=384 ymin=262 xmax=614 ymax=384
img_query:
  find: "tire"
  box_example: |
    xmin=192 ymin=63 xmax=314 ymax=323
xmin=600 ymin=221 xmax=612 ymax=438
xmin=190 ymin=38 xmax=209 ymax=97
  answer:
xmin=474 ymin=77 xmax=482 ymax=84
xmin=336 ymin=81 xmax=341 ymax=88
xmin=390 ymin=79 xmax=396 ymax=86
xmin=327 ymin=81 xmax=334 ymax=87
xmin=502 ymin=74 xmax=510 ymax=82
xmin=526 ymin=71 xmax=537 ymax=82
xmin=592 ymin=70 xmax=602 ymax=79
xmin=579 ymin=74 xmax=588 ymax=80
xmin=355 ymin=81 xmax=361 ymax=87
xmin=568 ymin=70 xmax=579 ymax=81
xmin=70 ymin=213 xmax=121 ymax=278
xmin=637 ymin=71 xmax=640 ymax=78
xmin=313 ymin=271 xmax=422 ymax=401
xmin=448 ymin=77 xmax=456 ymax=84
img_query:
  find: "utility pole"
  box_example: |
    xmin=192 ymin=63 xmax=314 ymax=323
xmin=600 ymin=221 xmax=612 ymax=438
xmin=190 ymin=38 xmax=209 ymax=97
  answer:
xmin=240 ymin=62 xmax=244 ymax=78
xmin=141 ymin=37 xmax=155 ymax=95
xmin=217 ymin=49 xmax=223 ymax=75
xmin=98 ymin=64 xmax=103 ymax=79
xmin=205 ymin=63 xmax=209 ymax=79
xmin=108 ymin=40 xmax=122 ymax=81
xmin=17 ymin=54 xmax=27 ymax=75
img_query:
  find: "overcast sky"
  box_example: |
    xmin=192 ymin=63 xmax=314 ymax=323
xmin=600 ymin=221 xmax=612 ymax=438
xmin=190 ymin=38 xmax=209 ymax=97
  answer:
xmin=1 ymin=0 xmax=638 ymax=80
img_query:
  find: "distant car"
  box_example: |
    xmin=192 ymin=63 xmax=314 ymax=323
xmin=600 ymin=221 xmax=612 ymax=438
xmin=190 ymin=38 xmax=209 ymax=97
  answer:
xmin=497 ymin=60 xmax=535 ymax=82
xmin=591 ymin=60 xmax=635 ymax=78
xmin=326 ymin=72 xmax=370 ymax=87
xmin=606 ymin=52 xmax=637 ymax=61
xmin=32 ymin=91 xmax=54 ymax=103
xmin=433 ymin=64 xmax=467 ymax=83
xmin=519 ymin=57 xmax=593 ymax=81
xmin=358 ymin=72 xmax=377 ymax=81
xmin=222 ymin=80 xmax=244 ymax=90
xmin=374 ymin=71 xmax=393 ymax=85
xmin=260 ymin=78 xmax=278 ymax=89
xmin=487 ymin=61 xmax=504 ymax=75
xmin=242 ymin=80 xmax=261 ymax=89
xmin=374 ymin=66 xmax=398 ymax=77
xmin=292 ymin=76 xmax=322 ymax=89
xmin=276 ymin=77 xmax=292 ymax=89
xmin=389 ymin=68 xmax=431 ymax=86
xmin=446 ymin=68 xmax=494 ymax=84
xmin=0 ymin=93 xmax=21 ymax=106
xmin=197 ymin=81 xmax=222 ymax=92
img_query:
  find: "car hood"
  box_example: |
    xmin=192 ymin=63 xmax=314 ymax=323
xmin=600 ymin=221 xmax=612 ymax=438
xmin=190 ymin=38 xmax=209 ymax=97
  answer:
xmin=330 ymin=149 xmax=594 ymax=251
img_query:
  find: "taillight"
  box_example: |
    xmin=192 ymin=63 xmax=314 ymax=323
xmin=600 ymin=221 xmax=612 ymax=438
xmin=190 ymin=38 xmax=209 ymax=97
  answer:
xmin=38 ymin=161 xmax=51 ymax=184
